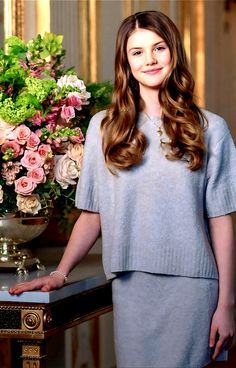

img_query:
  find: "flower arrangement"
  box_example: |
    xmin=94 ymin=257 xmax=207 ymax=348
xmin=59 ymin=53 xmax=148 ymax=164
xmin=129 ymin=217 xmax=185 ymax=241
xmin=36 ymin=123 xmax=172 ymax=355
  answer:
xmin=0 ymin=32 xmax=112 ymax=218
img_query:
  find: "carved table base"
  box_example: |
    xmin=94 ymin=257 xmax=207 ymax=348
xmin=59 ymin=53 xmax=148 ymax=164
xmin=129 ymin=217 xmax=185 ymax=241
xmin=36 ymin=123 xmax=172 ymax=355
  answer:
xmin=0 ymin=282 xmax=112 ymax=367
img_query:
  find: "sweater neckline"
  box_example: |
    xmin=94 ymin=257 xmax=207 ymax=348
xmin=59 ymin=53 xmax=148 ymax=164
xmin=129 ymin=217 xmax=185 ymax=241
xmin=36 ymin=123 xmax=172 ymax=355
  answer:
xmin=138 ymin=112 xmax=162 ymax=130
xmin=139 ymin=111 xmax=162 ymax=121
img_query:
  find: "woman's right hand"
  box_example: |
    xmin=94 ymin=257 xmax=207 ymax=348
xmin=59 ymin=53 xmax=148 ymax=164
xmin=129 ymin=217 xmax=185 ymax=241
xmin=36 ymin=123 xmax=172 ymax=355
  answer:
xmin=8 ymin=274 xmax=65 ymax=295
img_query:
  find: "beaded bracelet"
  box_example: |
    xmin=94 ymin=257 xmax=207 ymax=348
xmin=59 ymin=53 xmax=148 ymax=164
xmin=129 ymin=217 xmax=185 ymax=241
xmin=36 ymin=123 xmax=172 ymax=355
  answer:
xmin=49 ymin=270 xmax=68 ymax=283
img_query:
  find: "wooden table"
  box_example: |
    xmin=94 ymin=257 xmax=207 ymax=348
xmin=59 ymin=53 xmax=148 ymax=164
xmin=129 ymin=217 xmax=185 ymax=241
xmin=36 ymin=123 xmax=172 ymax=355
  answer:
xmin=0 ymin=256 xmax=112 ymax=368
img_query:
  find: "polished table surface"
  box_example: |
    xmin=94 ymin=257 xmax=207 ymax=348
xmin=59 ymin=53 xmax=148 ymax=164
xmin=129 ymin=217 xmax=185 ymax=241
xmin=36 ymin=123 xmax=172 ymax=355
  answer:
xmin=0 ymin=255 xmax=107 ymax=303
xmin=0 ymin=254 xmax=112 ymax=367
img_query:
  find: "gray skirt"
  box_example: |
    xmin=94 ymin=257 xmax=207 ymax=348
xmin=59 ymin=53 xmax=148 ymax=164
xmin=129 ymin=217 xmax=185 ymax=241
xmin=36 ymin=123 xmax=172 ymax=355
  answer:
xmin=112 ymin=272 xmax=227 ymax=368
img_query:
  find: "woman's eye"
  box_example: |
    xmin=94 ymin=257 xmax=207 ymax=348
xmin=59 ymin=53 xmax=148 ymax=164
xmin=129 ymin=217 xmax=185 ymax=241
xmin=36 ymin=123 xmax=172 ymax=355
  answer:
xmin=132 ymin=50 xmax=142 ymax=56
xmin=154 ymin=46 xmax=165 ymax=52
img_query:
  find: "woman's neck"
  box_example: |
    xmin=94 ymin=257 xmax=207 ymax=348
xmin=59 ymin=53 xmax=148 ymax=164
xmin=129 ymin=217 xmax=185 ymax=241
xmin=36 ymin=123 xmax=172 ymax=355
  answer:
xmin=140 ymin=88 xmax=162 ymax=117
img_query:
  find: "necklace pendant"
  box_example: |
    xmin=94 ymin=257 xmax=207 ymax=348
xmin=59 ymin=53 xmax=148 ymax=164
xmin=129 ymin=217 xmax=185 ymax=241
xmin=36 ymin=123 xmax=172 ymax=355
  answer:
xmin=156 ymin=127 xmax=163 ymax=136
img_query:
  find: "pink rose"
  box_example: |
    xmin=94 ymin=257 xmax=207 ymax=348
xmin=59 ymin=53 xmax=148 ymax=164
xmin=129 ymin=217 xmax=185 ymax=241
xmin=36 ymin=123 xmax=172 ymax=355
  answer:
xmin=54 ymin=155 xmax=79 ymax=189
xmin=16 ymin=194 xmax=41 ymax=215
xmin=21 ymin=150 xmax=43 ymax=169
xmin=61 ymin=105 xmax=75 ymax=122
xmin=35 ymin=129 xmax=42 ymax=138
xmin=67 ymin=92 xmax=82 ymax=111
xmin=27 ymin=167 xmax=46 ymax=184
xmin=38 ymin=144 xmax=52 ymax=160
xmin=28 ymin=112 xmax=45 ymax=126
xmin=69 ymin=128 xmax=84 ymax=144
xmin=15 ymin=176 xmax=37 ymax=195
xmin=1 ymin=140 xmax=21 ymax=159
xmin=13 ymin=124 xmax=31 ymax=145
xmin=26 ymin=132 xmax=41 ymax=150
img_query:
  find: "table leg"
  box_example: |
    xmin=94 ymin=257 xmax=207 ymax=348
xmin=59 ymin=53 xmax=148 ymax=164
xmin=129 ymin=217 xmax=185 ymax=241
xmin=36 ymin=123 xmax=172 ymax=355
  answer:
xmin=12 ymin=340 xmax=47 ymax=368
xmin=0 ymin=338 xmax=12 ymax=367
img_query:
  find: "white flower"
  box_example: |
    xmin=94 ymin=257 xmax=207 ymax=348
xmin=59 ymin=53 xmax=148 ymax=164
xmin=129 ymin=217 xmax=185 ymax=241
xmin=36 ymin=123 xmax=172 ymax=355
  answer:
xmin=57 ymin=75 xmax=86 ymax=91
xmin=54 ymin=155 xmax=79 ymax=189
xmin=16 ymin=194 xmax=42 ymax=215
xmin=0 ymin=119 xmax=15 ymax=144
xmin=67 ymin=143 xmax=84 ymax=165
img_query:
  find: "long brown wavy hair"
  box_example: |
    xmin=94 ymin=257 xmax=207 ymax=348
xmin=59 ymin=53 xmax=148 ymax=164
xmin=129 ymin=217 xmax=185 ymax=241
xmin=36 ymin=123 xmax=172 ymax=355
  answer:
xmin=100 ymin=10 xmax=207 ymax=173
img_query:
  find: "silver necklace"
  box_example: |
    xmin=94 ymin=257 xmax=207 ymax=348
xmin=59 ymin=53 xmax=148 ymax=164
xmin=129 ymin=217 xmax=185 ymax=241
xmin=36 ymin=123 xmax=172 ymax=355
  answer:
xmin=143 ymin=112 xmax=163 ymax=137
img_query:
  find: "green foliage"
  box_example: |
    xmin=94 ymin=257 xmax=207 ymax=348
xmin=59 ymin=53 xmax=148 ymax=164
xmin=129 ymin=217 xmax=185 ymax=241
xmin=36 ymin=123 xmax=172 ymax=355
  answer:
xmin=27 ymin=32 xmax=65 ymax=65
xmin=80 ymin=81 xmax=113 ymax=132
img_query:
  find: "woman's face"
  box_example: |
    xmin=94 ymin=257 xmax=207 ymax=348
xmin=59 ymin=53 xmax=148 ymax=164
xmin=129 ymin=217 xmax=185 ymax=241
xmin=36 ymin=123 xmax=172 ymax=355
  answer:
xmin=126 ymin=28 xmax=172 ymax=93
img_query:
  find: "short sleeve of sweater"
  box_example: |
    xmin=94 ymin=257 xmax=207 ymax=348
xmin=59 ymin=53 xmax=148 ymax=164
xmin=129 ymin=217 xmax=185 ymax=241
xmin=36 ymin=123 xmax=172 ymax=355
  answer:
xmin=75 ymin=112 xmax=104 ymax=213
xmin=205 ymin=118 xmax=236 ymax=218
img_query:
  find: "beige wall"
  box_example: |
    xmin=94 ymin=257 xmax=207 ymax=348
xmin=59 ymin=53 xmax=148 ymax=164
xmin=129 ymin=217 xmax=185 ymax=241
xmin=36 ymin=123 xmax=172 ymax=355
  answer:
xmin=204 ymin=0 xmax=236 ymax=139
xmin=203 ymin=0 xmax=236 ymax=230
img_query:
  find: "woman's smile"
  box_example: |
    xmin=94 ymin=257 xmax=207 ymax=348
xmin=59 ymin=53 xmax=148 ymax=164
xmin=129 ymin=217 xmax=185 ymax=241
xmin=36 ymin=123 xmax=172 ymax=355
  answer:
xmin=143 ymin=67 xmax=163 ymax=74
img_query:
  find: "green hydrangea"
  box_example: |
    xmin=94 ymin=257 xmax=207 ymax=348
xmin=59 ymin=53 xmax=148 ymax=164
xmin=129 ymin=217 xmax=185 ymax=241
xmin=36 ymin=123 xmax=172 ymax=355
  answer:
xmin=0 ymin=96 xmax=35 ymax=124
xmin=25 ymin=77 xmax=57 ymax=102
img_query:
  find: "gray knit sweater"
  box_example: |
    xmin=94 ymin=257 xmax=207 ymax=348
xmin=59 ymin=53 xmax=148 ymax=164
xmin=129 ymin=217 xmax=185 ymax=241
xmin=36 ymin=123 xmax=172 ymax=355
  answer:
xmin=75 ymin=110 xmax=236 ymax=280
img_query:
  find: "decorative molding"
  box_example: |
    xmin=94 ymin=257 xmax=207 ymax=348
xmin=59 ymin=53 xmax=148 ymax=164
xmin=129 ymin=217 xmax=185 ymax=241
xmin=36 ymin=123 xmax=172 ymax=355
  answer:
xmin=190 ymin=0 xmax=205 ymax=106
xmin=122 ymin=0 xmax=133 ymax=18
xmin=22 ymin=344 xmax=41 ymax=358
xmin=160 ymin=0 xmax=169 ymax=14
xmin=78 ymin=0 xmax=89 ymax=81
xmin=4 ymin=0 xmax=24 ymax=38
xmin=43 ymin=310 xmax=53 ymax=328
xmin=0 ymin=304 xmax=44 ymax=311
xmin=19 ymin=340 xmax=47 ymax=367
xmin=78 ymin=0 xmax=99 ymax=82
xmin=36 ymin=0 xmax=50 ymax=35
xmin=180 ymin=0 xmax=191 ymax=64
xmin=22 ymin=311 xmax=42 ymax=331
xmin=0 ymin=329 xmax=43 ymax=336
xmin=89 ymin=0 xmax=98 ymax=82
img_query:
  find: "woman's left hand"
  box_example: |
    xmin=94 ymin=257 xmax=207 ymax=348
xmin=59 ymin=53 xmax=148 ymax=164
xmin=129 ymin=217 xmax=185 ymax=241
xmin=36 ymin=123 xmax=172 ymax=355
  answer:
xmin=209 ymin=304 xmax=235 ymax=360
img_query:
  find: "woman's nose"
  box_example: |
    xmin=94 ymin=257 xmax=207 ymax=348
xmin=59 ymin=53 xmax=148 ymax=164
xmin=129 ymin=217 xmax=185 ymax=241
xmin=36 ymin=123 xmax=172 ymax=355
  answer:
xmin=145 ymin=51 xmax=157 ymax=65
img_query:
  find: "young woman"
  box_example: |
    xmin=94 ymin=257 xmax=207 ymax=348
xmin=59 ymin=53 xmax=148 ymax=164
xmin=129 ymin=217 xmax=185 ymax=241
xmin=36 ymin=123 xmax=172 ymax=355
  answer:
xmin=9 ymin=11 xmax=236 ymax=368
